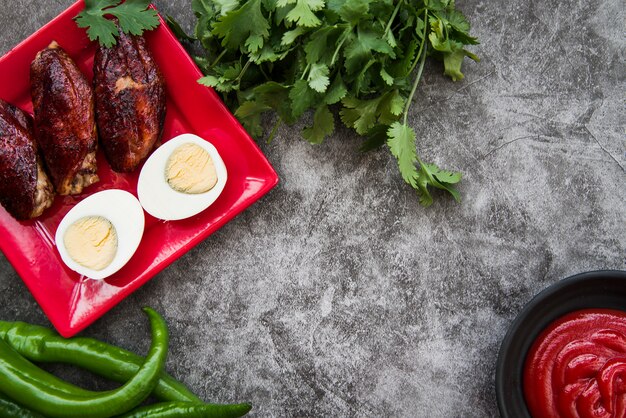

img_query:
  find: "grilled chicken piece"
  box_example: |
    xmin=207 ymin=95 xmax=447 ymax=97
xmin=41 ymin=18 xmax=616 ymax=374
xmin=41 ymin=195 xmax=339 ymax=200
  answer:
xmin=31 ymin=41 xmax=99 ymax=195
xmin=0 ymin=99 xmax=54 ymax=220
xmin=93 ymin=26 xmax=166 ymax=172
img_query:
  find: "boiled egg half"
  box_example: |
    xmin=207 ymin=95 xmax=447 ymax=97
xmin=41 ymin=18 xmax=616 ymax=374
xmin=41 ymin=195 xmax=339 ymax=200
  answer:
xmin=55 ymin=189 xmax=145 ymax=280
xmin=137 ymin=133 xmax=227 ymax=221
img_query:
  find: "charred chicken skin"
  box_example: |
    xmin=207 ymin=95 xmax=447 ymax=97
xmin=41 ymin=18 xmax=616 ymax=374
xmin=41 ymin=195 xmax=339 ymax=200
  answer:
xmin=93 ymin=26 xmax=166 ymax=172
xmin=0 ymin=99 xmax=54 ymax=220
xmin=31 ymin=41 xmax=99 ymax=195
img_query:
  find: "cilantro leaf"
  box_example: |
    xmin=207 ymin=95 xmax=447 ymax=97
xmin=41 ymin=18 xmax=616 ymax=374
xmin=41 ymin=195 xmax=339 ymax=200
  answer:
xmin=428 ymin=164 xmax=462 ymax=186
xmin=212 ymin=0 xmax=270 ymax=53
xmin=445 ymin=9 xmax=470 ymax=34
xmin=76 ymin=14 xmax=119 ymax=47
xmin=192 ymin=0 xmax=214 ymax=18
xmin=282 ymin=27 xmax=308 ymax=45
xmin=285 ymin=0 xmax=325 ymax=27
xmin=235 ymin=100 xmax=272 ymax=119
xmin=388 ymin=39 xmax=417 ymax=78
xmin=386 ymin=122 xmax=418 ymax=188
xmin=239 ymin=113 xmax=265 ymax=139
xmin=340 ymin=96 xmax=379 ymax=135
xmin=246 ymin=35 xmax=265 ymax=53
xmin=343 ymin=25 xmax=395 ymax=75
xmin=308 ymin=63 xmax=330 ymax=92
xmin=329 ymin=0 xmax=373 ymax=25
xmin=253 ymin=82 xmax=297 ymax=124
xmin=235 ymin=100 xmax=272 ymax=138
xmin=340 ymin=90 xmax=402 ymax=133
xmin=324 ymin=74 xmax=348 ymax=104
xmin=443 ymin=48 xmax=479 ymax=81
xmin=75 ymin=0 xmax=160 ymax=48
xmin=416 ymin=162 xmax=462 ymax=206
xmin=302 ymin=105 xmax=334 ymax=144
xmin=380 ymin=67 xmax=394 ymax=86
xmin=387 ymin=123 xmax=462 ymax=206
xmin=75 ymin=0 xmax=120 ymax=47
xmin=428 ymin=16 xmax=464 ymax=53
xmin=191 ymin=0 xmax=219 ymax=50
xmin=197 ymin=61 xmax=242 ymax=93
xmin=213 ymin=0 xmax=240 ymax=16
xmin=377 ymin=90 xmax=405 ymax=125
xmin=197 ymin=74 xmax=221 ymax=88
xmin=359 ymin=125 xmax=388 ymax=152
xmin=107 ymin=0 xmax=159 ymax=36
xmin=305 ymin=26 xmax=343 ymax=64
xmin=250 ymin=43 xmax=291 ymax=64
xmin=290 ymin=79 xmax=318 ymax=118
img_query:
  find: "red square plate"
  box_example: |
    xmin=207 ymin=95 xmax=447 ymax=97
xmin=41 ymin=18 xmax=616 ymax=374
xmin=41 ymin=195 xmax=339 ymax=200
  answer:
xmin=0 ymin=1 xmax=278 ymax=337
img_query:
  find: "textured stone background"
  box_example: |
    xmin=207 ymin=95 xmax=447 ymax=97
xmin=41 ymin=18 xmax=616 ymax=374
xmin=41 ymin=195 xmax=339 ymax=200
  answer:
xmin=0 ymin=0 xmax=624 ymax=416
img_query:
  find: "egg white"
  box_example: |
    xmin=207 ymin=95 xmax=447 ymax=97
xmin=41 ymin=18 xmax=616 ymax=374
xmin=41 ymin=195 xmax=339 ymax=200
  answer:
xmin=55 ymin=190 xmax=145 ymax=280
xmin=137 ymin=133 xmax=228 ymax=221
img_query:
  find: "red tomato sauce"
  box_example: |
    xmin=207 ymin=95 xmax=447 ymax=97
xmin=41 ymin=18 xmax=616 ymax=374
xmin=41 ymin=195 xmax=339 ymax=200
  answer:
xmin=523 ymin=309 xmax=626 ymax=418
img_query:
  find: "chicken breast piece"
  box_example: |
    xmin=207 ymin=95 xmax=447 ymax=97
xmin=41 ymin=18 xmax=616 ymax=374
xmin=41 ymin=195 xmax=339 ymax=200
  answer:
xmin=93 ymin=26 xmax=166 ymax=172
xmin=31 ymin=41 xmax=99 ymax=195
xmin=0 ymin=99 xmax=54 ymax=220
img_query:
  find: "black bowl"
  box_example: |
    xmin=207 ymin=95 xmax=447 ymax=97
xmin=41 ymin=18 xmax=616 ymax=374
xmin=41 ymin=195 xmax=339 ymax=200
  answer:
xmin=495 ymin=270 xmax=626 ymax=417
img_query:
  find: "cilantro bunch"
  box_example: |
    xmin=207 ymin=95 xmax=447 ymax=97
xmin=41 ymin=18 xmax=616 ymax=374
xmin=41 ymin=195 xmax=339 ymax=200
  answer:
xmin=171 ymin=0 xmax=479 ymax=206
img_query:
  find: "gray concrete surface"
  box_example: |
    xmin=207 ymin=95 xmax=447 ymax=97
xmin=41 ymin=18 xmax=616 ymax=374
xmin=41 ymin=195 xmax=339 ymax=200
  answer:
xmin=0 ymin=0 xmax=624 ymax=416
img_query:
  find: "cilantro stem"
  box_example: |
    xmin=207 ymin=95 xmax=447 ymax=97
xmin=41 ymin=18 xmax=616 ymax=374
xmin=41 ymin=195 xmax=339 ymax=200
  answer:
xmin=209 ymin=50 xmax=228 ymax=69
xmin=330 ymin=29 xmax=350 ymax=67
xmin=403 ymin=42 xmax=427 ymax=125
xmin=300 ymin=63 xmax=310 ymax=81
xmin=383 ymin=0 xmax=403 ymax=38
xmin=267 ymin=117 xmax=282 ymax=143
xmin=237 ymin=59 xmax=252 ymax=83
xmin=403 ymin=10 xmax=429 ymax=125
xmin=409 ymin=9 xmax=429 ymax=75
xmin=356 ymin=59 xmax=375 ymax=92
xmin=259 ymin=64 xmax=270 ymax=81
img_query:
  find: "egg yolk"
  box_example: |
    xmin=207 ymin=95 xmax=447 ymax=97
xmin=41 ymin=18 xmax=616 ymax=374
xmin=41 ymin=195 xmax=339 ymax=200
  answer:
xmin=63 ymin=216 xmax=118 ymax=271
xmin=165 ymin=143 xmax=218 ymax=194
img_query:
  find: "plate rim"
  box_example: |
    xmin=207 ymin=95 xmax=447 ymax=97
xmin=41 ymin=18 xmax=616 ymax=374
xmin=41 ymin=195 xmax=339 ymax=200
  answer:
xmin=0 ymin=0 xmax=279 ymax=336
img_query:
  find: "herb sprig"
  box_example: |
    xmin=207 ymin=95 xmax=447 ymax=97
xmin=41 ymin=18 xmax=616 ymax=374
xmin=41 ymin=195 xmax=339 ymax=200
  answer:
xmin=75 ymin=0 xmax=160 ymax=48
xmin=176 ymin=0 xmax=479 ymax=206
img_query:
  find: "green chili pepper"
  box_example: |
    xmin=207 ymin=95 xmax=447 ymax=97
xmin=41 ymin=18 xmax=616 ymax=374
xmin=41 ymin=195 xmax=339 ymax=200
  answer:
xmin=0 ymin=307 xmax=168 ymax=418
xmin=0 ymin=318 xmax=200 ymax=403
xmin=117 ymin=401 xmax=253 ymax=418
xmin=0 ymin=392 xmax=44 ymax=418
